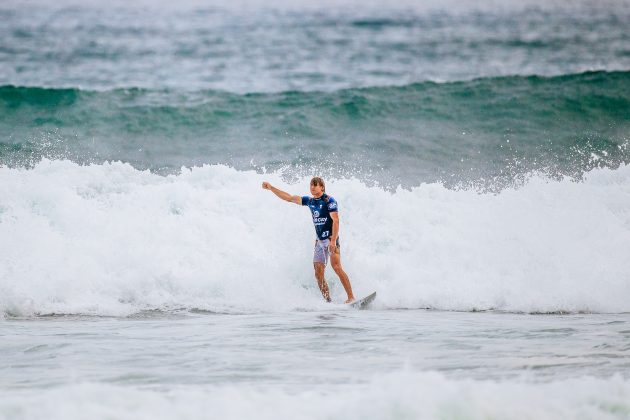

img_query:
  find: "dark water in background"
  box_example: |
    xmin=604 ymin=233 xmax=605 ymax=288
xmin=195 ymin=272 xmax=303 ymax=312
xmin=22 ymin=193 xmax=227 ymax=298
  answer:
xmin=2 ymin=0 xmax=629 ymax=91
xmin=1 ymin=73 xmax=629 ymax=187
xmin=1 ymin=0 xmax=629 ymax=188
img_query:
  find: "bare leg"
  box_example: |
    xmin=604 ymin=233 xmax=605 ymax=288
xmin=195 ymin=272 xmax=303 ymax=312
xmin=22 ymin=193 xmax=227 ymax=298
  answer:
xmin=313 ymin=262 xmax=331 ymax=302
xmin=330 ymin=251 xmax=354 ymax=303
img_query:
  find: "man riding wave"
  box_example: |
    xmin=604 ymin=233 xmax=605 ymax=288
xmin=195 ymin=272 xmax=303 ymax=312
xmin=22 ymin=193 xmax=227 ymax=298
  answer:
xmin=262 ymin=177 xmax=355 ymax=303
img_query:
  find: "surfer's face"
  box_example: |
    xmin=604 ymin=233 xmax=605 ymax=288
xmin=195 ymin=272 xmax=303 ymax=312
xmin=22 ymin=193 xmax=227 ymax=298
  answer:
xmin=310 ymin=182 xmax=324 ymax=197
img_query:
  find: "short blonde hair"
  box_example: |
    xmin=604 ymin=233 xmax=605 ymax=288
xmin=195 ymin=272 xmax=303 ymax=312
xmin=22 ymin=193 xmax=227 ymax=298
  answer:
xmin=310 ymin=176 xmax=325 ymax=192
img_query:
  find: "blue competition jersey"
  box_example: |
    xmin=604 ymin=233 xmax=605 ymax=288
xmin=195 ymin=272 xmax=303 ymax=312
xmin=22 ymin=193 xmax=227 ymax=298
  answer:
xmin=301 ymin=194 xmax=338 ymax=240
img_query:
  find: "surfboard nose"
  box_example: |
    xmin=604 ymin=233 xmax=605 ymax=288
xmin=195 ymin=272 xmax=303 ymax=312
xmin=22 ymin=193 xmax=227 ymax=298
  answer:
xmin=348 ymin=292 xmax=377 ymax=309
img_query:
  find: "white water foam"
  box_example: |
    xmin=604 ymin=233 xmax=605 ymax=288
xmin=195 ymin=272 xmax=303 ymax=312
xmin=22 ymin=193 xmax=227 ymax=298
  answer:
xmin=1 ymin=160 xmax=629 ymax=316
xmin=1 ymin=372 xmax=628 ymax=420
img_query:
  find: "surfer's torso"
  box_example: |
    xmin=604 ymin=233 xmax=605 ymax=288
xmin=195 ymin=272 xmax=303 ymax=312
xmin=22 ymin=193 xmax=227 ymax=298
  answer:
xmin=301 ymin=194 xmax=338 ymax=240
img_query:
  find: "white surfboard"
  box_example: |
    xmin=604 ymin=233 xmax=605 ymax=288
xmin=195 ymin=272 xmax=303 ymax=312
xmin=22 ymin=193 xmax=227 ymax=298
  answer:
xmin=347 ymin=291 xmax=376 ymax=309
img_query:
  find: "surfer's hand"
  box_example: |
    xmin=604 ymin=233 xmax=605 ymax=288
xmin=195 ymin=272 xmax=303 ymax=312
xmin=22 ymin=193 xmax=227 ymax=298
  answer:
xmin=328 ymin=242 xmax=337 ymax=254
xmin=262 ymin=182 xmax=271 ymax=190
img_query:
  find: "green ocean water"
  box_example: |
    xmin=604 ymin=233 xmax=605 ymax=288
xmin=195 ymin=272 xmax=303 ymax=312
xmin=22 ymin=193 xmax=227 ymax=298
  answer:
xmin=1 ymin=71 xmax=628 ymax=187
xmin=2 ymin=0 xmax=630 ymax=187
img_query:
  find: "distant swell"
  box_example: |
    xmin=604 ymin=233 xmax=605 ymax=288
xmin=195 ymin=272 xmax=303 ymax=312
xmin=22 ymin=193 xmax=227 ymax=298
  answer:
xmin=1 ymin=70 xmax=628 ymax=114
xmin=1 ymin=71 xmax=629 ymax=187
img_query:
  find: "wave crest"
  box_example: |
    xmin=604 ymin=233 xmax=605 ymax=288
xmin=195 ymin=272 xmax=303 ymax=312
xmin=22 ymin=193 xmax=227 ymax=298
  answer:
xmin=1 ymin=160 xmax=629 ymax=317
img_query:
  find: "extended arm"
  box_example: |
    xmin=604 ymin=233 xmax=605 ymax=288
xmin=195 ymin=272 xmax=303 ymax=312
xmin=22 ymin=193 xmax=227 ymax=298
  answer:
xmin=262 ymin=182 xmax=301 ymax=205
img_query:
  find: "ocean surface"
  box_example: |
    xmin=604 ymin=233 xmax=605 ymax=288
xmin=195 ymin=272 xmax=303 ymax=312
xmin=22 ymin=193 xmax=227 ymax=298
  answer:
xmin=1 ymin=0 xmax=630 ymax=418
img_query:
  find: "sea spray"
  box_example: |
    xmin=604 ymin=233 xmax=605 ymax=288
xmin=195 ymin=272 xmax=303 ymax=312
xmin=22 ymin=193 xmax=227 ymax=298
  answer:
xmin=2 ymin=160 xmax=629 ymax=316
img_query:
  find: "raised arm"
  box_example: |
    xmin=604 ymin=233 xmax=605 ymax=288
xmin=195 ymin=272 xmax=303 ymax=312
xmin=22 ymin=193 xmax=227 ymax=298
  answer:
xmin=262 ymin=182 xmax=301 ymax=205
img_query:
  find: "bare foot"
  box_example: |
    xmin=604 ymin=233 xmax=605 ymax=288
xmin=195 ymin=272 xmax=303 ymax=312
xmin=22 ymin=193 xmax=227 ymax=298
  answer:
xmin=344 ymin=297 xmax=355 ymax=304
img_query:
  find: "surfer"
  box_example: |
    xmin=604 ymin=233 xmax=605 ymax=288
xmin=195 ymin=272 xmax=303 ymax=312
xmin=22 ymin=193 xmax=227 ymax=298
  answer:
xmin=262 ymin=177 xmax=355 ymax=303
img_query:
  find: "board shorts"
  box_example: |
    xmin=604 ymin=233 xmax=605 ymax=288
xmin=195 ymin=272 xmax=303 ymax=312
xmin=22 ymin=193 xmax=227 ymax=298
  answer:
xmin=313 ymin=238 xmax=340 ymax=265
